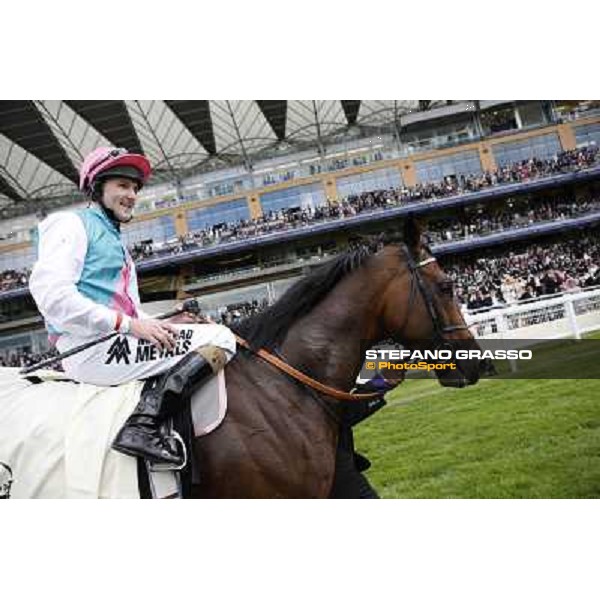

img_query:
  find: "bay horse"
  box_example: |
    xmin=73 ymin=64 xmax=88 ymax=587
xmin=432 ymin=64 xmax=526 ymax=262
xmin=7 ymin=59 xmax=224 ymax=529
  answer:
xmin=0 ymin=220 xmax=483 ymax=498
xmin=192 ymin=219 xmax=483 ymax=498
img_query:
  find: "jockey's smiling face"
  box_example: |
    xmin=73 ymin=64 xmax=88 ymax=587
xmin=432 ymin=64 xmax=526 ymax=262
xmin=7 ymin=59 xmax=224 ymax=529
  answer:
xmin=101 ymin=177 xmax=140 ymax=223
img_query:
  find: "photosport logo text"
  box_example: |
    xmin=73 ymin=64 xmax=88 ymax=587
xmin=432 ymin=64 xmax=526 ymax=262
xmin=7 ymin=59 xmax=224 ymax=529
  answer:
xmin=363 ymin=347 xmax=533 ymax=373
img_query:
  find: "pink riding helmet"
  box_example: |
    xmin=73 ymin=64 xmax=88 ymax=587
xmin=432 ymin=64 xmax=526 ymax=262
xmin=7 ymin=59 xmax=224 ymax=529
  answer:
xmin=79 ymin=147 xmax=152 ymax=194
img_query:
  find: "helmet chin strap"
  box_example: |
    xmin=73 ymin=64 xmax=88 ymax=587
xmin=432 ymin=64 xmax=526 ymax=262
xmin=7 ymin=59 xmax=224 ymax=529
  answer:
xmin=97 ymin=199 xmax=132 ymax=229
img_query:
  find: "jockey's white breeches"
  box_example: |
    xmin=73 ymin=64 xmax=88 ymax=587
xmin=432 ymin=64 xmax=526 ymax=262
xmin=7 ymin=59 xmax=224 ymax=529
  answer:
xmin=57 ymin=323 xmax=236 ymax=386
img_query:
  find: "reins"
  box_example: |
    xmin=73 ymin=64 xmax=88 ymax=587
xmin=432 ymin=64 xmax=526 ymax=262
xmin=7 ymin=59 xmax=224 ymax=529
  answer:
xmin=234 ymin=336 xmax=381 ymax=401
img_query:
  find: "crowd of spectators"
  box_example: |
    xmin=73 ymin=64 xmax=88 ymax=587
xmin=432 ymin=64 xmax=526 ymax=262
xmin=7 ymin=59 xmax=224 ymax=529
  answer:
xmin=0 ymin=348 xmax=61 ymax=369
xmin=444 ymin=235 xmax=600 ymax=311
xmin=171 ymin=233 xmax=600 ymax=326
xmin=366 ymin=145 xmax=600 ymax=203
xmin=130 ymin=146 xmax=600 ymax=260
xmin=218 ymin=299 xmax=269 ymax=326
xmin=131 ymin=189 xmax=600 ymax=264
xmin=3 ymin=146 xmax=600 ymax=292
xmin=210 ymin=234 xmax=600 ymax=319
xmin=427 ymin=195 xmax=600 ymax=244
xmin=209 ymin=235 xmax=600 ymax=316
xmin=1 ymin=268 xmax=29 ymax=292
xmin=3 ymin=232 xmax=599 ymax=365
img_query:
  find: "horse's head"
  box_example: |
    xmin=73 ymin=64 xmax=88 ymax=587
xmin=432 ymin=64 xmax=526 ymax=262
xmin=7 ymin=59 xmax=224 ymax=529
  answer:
xmin=377 ymin=218 xmax=482 ymax=388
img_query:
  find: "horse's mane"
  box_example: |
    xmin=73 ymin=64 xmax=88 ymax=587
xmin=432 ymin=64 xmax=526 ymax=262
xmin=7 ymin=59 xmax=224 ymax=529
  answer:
xmin=233 ymin=236 xmax=389 ymax=351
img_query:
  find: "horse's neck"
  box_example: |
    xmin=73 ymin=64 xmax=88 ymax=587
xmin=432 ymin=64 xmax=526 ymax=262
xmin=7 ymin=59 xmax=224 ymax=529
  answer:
xmin=281 ymin=267 xmax=387 ymax=391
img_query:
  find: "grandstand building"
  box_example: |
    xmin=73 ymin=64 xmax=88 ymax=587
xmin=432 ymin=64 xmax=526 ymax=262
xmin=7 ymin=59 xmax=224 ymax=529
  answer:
xmin=1 ymin=99 xmax=599 ymax=365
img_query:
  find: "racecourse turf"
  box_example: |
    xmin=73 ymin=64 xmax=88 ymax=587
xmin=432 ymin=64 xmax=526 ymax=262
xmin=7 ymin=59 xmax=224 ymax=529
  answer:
xmin=354 ymin=332 xmax=600 ymax=498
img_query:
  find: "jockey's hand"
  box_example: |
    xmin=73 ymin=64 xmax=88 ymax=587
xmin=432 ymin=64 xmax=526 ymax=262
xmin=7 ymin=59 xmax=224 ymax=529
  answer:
xmin=130 ymin=318 xmax=178 ymax=350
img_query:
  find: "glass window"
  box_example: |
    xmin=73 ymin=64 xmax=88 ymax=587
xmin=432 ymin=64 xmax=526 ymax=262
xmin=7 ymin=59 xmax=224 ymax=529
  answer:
xmin=415 ymin=150 xmax=482 ymax=183
xmin=122 ymin=215 xmax=176 ymax=245
xmin=481 ymin=106 xmax=518 ymax=135
xmin=403 ymin=119 xmax=478 ymax=154
xmin=336 ymin=167 xmax=403 ymax=197
xmin=260 ymin=169 xmax=299 ymax=187
xmin=260 ymin=183 xmax=325 ymax=214
xmin=574 ymin=123 xmax=600 ymax=147
xmin=518 ymin=103 xmax=547 ymax=128
xmin=0 ymin=246 xmax=36 ymax=271
xmin=206 ymin=177 xmax=252 ymax=198
xmin=187 ymin=198 xmax=249 ymax=233
xmin=554 ymin=101 xmax=600 ymax=121
xmin=492 ymin=133 xmax=561 ymax=167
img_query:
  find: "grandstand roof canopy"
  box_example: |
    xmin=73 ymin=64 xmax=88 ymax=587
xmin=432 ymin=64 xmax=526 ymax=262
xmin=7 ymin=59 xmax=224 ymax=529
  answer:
xmin=0 ymin=100 xmax=460 ymax=211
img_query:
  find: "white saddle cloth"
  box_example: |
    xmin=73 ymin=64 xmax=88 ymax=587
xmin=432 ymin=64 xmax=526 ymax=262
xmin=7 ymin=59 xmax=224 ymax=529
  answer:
xmin=0 ymin=367 xmax=227 ymax=499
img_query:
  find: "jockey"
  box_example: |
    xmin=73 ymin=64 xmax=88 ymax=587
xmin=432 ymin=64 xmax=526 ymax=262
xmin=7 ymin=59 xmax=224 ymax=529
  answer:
xmin=29 ymin=147 xmax=237 ymax=466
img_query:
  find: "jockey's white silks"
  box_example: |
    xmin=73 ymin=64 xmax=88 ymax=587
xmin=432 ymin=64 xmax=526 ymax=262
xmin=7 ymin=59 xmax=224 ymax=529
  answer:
xmin=30 ymin=206 xmax=236 ymax=387
xmin=59 ymin=323 xmax=236 ymax=386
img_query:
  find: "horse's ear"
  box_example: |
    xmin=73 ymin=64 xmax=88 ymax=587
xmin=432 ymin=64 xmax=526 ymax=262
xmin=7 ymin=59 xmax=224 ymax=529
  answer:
xmin=403 ymin=216 xmax=423 ymax=252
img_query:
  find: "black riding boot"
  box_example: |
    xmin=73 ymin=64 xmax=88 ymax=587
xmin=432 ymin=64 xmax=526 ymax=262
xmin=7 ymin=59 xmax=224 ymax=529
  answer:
xmin=112 ymin=352 xmax=214 ymax=465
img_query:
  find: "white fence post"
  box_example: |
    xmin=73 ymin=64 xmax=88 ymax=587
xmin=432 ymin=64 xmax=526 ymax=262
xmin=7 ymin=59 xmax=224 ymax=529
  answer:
xmin=564 ymin=296 xmax=581 ymax=339
xmin=495 ymin=311 xmax=518 ymax=372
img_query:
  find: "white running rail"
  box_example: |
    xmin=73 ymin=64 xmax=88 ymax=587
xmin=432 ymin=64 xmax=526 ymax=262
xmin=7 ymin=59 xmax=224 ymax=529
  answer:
xmin=465 ymin=287 xmax=600 ymax=341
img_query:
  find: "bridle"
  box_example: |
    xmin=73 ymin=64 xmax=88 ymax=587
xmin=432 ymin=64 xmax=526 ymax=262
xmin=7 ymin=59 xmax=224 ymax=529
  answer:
xmin=402 ymin=242 xmax=471 ymax=346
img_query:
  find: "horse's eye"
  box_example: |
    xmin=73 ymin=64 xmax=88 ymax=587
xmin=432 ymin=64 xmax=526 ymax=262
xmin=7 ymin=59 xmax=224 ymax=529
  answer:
xmin=439 ymin=280 xmax=455 ymax=296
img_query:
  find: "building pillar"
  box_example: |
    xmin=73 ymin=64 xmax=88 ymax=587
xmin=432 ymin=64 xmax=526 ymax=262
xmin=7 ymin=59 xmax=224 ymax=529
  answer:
xmin=478 ymin=142 xmax=497 ymax=172
xmin=175 ymin=265 xmax=194 ymax=300
xmin=557 ymin=123 xmax=577 ymax=151
xmin=399 ymin=160 xmax=417 ymax=187
xmin=174 ymin=210 xmax=188 ymax=238
xmin=248 ymin=194 xmax=262 ymax=219
xmin=323 ymin=178 xmax=338 ymax=203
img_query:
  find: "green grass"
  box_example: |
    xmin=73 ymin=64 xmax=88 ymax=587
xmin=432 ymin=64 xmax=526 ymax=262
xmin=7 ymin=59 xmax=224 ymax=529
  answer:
xmin=355 ymin=332 xmax=600 ymax=498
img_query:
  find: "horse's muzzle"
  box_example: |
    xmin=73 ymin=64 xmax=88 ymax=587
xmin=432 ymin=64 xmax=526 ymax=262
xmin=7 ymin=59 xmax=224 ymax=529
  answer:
xmin=438 ymin=370 xmax=477 ymax=388
xmin=479 ymin=358 xmax=498 ymax=377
